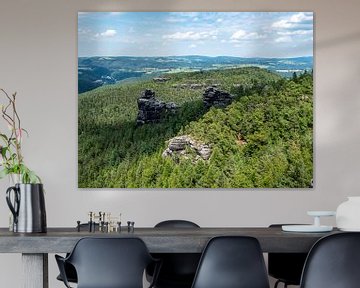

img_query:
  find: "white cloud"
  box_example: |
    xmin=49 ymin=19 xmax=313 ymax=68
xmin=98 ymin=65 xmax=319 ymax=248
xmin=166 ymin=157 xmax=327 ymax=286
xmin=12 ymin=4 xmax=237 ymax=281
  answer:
xmin=78 ymin=28 xmax=91 ymax=35
xmin=230 ymin=30 xmax=263 ymax=41
xmin=275 ymin=36 xmax=292 ymax=43
xmin=272 ymin=12 xmax=313 ymax=29
xmin=272 ymin=20 xmax=294 ymax=29
xmin=166 ymin=17 xmax=187 ymax=23
xmin=231 ymin=30 xmax=247 ymax=39
xmin=189 ymin=44 xmax=197 ymax=48
xmin=166 ymin=12 xmax=200 ymax=23
xmin=175 ymin=12 xmax=199 ymax=18
xmin=290 ymin=12 xmax=313 ymax=23
xmin=163 ymin=31 xmax=217 ymax=41
xmin=109 ymin=12 xmax=124 ymax=16
xmin=277 ymin=30 xmax=312 ymax=36
xmin=96 ymin=29 xmax=117 ymax=37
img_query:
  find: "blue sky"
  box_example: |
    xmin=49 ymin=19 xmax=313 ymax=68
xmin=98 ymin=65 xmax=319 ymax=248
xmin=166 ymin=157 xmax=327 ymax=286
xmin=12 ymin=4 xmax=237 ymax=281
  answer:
xmin=78 ymin=12 xmax=313 ymax=58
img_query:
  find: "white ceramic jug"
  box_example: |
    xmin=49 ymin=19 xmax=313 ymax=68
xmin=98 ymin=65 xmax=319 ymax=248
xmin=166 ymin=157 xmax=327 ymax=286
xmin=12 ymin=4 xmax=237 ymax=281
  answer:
xmin=336 ymin=197 xmax=360 ymax=231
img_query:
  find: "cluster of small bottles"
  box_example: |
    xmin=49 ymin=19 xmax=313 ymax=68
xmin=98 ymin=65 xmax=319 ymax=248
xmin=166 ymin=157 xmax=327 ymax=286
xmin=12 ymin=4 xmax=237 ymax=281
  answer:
xmin=76 ymin=211 xmax=135 ymax=233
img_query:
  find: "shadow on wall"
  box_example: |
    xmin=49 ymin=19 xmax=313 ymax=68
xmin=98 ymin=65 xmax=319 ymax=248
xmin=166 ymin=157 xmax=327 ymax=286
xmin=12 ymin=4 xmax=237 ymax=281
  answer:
xmin=317 ymin=31 xmax=360 ymax=48
xmin=315 ymin=29 xmax=360 ymax=197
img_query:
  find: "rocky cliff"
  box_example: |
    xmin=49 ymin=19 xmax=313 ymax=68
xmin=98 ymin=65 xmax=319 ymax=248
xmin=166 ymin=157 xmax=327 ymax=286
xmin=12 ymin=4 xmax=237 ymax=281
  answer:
xmin=203 ymin=87 xmax=234 ymax=108
xmin=136 ymin=89 xmax=177 ymax=125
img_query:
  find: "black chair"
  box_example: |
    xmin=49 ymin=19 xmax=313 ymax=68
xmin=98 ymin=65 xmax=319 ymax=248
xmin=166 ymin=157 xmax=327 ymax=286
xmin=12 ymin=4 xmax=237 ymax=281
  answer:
xmin=268 ymin=224 xmax=308 ymax=288
xmin=56 ymin=262 xmax=77 ymax=284
xmin=191 ymin=236 xmax=270 ymax=288
xmin=147 ymin=220 xmax=201 ymax=288
xmin=56 ymin=223 xmax=99 ymax=284
xmin=300 ymin=232 xmax=360 ymax=288
xmin=55 ymin=237 xmax=160 ymax=288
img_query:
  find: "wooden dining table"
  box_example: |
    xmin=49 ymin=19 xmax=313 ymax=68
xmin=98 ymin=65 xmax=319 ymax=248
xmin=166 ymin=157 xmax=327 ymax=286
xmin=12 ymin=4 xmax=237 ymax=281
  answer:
xmin=0 ymin=226 xmax=339 ymax=288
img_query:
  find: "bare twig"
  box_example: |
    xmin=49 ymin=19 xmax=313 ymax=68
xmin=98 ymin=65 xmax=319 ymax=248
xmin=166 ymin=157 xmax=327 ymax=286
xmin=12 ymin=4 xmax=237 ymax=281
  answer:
xmin=0 ymin=89 xmax=23 ymax=167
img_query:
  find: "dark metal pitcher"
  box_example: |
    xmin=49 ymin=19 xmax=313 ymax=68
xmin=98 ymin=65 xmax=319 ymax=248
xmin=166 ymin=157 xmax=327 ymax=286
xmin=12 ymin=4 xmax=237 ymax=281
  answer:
xmin=6 ymin=183 xmax=47 ymax=233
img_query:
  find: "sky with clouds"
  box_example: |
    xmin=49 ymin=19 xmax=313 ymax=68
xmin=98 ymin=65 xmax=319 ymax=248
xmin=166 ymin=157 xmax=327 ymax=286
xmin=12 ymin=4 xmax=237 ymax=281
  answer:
xmin=78 ymin=12 xmax=313 ymax=58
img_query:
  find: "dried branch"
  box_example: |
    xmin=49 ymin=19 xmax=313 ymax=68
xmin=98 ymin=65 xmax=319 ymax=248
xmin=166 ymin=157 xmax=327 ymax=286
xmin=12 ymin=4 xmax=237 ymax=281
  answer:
xmin=0 ymin=88 xmax=36 ymax=182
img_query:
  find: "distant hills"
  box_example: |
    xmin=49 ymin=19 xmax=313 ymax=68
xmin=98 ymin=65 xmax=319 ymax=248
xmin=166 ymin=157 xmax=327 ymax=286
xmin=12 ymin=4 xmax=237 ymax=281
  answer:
xmin=78 ymin=55 xmax=313 ymax=93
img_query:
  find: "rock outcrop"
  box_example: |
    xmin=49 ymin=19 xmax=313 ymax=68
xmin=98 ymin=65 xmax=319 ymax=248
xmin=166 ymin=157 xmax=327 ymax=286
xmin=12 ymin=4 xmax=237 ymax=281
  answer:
xmin=203 ymin=87 xmax=234 ymax=109
xmin=172 ymin=83 xmax=220 ymax=90
xmin=136 ymin=90 xmax=177 ymax=125
xmin=153 ymin=77 xmax=170 ymax=83
xmin=162 ymin=135 xmax=211 ymax=162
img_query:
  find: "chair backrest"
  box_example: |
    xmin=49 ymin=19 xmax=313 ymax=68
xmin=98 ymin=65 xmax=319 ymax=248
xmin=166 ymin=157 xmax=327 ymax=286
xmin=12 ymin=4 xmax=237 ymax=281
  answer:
xmin=300 ymin=232 xmax=360 ymax=288
xmin=155 ymin=220 xmax=200 ymax=228
xmin=67 ymin=237 xmax=154 ymax=288
xmin=191 ymin=236 xmax=270 ymax=288
xmin=151 ymin=220 xmax=201 ymax=285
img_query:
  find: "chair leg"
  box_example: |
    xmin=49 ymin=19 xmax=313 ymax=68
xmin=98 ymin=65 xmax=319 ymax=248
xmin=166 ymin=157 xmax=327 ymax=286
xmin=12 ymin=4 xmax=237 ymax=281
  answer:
xmin=274 ymin=280 xmax=290 ymax=288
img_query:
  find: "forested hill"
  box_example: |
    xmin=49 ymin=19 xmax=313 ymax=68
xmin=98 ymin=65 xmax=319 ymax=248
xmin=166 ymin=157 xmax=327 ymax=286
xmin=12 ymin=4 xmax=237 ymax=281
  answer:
xmin=78 ymin=67 xmax=313 ymax=188
xmin=78 ymin=55 xmax=313 ymax=93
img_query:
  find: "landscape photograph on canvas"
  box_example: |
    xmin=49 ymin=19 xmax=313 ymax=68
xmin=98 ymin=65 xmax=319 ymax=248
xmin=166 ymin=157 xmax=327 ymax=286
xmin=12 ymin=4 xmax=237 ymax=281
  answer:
xmin=78 ymin=12 xmax=313 ymax=188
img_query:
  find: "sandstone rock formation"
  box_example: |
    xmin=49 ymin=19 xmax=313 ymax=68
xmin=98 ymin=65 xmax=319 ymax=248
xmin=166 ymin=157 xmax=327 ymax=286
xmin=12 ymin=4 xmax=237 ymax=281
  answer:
xmin=136 ymin=89 xmax=177 ymax=125
xmin=153 ymin=77 xmax=170 ymax=83
xmin=203 ymin=87 xmax=234 ymax=109
xmin=172 ymin=83 xmax=220 ymax=90
xmin=162 ymin=135 xmax=211 ymax=162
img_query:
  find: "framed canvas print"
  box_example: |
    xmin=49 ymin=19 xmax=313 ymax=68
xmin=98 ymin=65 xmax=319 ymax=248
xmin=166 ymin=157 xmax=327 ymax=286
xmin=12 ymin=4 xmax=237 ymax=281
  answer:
xmin=78 ymin=12 xmax=313 ymax=188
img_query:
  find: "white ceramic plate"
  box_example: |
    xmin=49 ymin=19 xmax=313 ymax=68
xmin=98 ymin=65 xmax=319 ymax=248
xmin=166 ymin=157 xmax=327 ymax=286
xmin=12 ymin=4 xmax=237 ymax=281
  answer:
xmin=282 ymin=225 xmax=333 ymax=232
xmin=338 ymin=227 xmax=360 ymax=232
xmin=307 ymin=211 xmax=336 ymax=217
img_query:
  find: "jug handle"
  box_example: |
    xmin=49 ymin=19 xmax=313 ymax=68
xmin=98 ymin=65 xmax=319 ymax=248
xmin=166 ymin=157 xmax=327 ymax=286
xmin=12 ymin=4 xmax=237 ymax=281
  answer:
xmin=6 ymin=186 xmax=20 ymax=224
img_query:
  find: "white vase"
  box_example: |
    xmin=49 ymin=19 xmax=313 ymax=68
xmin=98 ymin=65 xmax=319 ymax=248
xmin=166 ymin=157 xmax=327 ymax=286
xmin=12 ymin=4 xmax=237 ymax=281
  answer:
xmin=336 ymin=197 xmax=360 ymax=231
xmin=9 ymin=173 xmax=22 ymax=185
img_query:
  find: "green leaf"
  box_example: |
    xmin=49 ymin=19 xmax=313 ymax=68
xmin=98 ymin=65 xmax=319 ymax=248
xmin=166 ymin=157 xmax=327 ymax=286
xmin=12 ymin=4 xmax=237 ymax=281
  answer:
xmin=0 ymin=133 xmax=8 ymax=141
xmin=21 ymin=128 xmax=29 ymax=137
xmin=0 ymin=168 xmax=9 ymax=179
xmin=18 ymin=164 xmax=41 ymax=184
xmin=28 ymin=171 xmax=41 ymax=184
xmin=1 ymin=146 xmax=8 ymax=157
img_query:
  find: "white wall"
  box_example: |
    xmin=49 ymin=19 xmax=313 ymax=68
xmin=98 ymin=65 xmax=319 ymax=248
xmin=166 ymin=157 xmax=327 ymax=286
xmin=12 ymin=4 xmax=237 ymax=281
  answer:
xmin=0 ymin=0 xmax=360 ymax=287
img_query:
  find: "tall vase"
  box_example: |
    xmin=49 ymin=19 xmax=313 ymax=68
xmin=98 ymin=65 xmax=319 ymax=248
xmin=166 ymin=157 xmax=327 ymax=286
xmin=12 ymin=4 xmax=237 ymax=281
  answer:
xmin=336 ymin=197 xmax=360 ymax=231
xmin=6 ymin=183 xmax=47 ymax=233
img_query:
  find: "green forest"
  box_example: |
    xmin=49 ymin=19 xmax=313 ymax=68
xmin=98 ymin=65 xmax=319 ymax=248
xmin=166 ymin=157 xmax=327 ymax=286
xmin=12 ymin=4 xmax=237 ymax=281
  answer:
xmin=78 ymin=67 xmax=313 ymax=188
